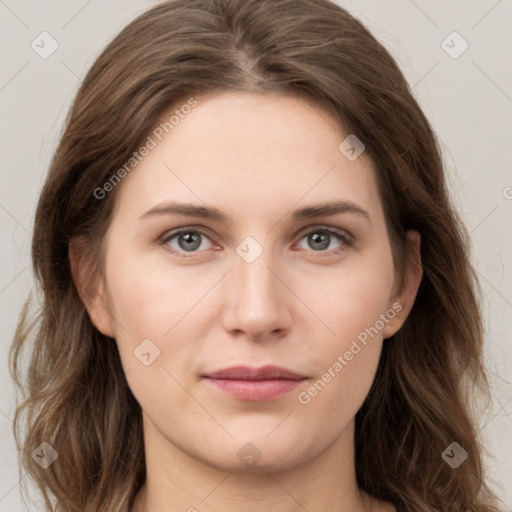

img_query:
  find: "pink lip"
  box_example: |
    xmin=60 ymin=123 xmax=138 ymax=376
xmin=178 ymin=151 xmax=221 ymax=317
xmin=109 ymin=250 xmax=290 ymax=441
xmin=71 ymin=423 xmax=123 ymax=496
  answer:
xmin=202 ymin=365 xmax=307 ymax=401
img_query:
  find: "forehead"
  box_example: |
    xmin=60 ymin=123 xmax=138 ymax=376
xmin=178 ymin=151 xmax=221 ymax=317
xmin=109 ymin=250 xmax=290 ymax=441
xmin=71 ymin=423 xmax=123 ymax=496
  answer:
xmin=113 ymin=90 xmax=382 ymax=222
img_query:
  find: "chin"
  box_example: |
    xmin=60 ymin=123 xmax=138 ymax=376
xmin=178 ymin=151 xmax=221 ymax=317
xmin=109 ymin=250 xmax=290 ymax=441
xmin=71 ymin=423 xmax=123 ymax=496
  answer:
xmin=190 ymin=432 xmax=319 ymax=474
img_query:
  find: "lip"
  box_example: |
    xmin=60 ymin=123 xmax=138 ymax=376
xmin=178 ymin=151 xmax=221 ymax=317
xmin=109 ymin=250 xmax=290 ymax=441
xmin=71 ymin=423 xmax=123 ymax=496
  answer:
xmin=202 ymin=365 xmax=307 ymax=401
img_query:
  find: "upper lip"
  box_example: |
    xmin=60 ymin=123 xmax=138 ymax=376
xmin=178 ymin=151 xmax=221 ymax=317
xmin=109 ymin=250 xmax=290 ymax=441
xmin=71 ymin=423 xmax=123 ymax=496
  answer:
xmin=203 ymin=365 xmax=306 ymax=381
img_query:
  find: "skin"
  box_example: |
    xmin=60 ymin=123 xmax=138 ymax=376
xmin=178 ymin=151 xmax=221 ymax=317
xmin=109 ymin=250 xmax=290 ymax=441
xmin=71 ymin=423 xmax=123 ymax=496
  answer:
xmin=71 ymin=90 xmax=422 ymax=512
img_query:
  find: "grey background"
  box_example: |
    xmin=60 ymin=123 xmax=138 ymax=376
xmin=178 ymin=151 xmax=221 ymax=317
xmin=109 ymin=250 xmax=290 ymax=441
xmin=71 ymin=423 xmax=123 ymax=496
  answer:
xmin=1 ymin=0 xmax=511 ymax=510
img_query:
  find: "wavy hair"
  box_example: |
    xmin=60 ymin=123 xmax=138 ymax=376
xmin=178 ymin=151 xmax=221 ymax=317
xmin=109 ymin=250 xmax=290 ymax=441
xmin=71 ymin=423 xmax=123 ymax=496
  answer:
xmin=9 ymin=0 xmax=501 ymax=510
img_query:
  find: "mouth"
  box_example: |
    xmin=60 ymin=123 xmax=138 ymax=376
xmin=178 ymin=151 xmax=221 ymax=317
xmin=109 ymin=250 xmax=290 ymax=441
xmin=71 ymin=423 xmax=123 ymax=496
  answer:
xmin=201 ymin=365 xmax=307 ymax=401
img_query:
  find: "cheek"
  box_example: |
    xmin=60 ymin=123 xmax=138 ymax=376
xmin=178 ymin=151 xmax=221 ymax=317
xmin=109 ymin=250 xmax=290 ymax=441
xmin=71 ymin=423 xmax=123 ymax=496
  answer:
xmin=295 ymin=281 xmax=388 ymax=435
xmin=103 ymin=254 xmax=209 ymax=423
xmin=293 ymin=249 xmax=395 ymax=355
xmin=292 ymin=251 xmax=394 ymax=421
xmin=295 ymin=338 xmax=382 ymax=448
xmin=102 ymin=248 xmax=196 ymax=373
xmin=105 ymin=247 xmax=219 ymax=338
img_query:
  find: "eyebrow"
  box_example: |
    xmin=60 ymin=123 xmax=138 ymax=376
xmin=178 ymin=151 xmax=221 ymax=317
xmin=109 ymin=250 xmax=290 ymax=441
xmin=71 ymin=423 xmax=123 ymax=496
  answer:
xmin=139 ymin=200 xmax=371 ymax=223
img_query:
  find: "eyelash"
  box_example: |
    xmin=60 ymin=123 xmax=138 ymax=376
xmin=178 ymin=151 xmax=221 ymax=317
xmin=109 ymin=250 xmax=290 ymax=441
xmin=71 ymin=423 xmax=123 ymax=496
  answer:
xmin=160 ymin=225 xmax=353 ymax=258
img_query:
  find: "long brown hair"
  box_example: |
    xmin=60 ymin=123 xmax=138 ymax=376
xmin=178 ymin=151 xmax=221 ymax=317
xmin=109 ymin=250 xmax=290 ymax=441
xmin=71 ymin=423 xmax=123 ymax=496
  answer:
xmin=9 ymin=0 xmax=501 ymax=510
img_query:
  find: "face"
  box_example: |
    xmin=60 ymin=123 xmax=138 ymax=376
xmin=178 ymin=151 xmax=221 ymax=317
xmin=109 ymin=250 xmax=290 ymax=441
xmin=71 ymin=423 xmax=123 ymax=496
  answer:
xmin=79 ymin=90 xmax=419 ymax=474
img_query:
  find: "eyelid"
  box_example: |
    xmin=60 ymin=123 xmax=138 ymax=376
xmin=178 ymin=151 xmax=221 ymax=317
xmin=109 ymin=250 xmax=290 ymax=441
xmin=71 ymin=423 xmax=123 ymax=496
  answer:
xmin=294 ymin=224 xmax=353 ymax=242
xmin=160 ymin=225 xmax=213 ymax=243
xmin=161 ymin=223 xmax=353 ymax=242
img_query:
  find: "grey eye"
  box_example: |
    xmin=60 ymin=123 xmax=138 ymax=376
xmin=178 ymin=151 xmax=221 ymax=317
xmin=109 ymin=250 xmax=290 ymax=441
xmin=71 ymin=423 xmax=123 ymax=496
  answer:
xmin=165 ymin=230 xmax=213 ymax=253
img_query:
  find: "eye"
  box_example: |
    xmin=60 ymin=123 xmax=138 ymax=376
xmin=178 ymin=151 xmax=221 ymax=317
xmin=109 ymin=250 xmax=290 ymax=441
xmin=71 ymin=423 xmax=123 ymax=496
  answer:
xmin=162 ymin=228 xmax=216 ymax=256
xmin=160 ymin=225 xmax=352 ymax=258
xmin=295 ymin=227 xmax=352 ymax=255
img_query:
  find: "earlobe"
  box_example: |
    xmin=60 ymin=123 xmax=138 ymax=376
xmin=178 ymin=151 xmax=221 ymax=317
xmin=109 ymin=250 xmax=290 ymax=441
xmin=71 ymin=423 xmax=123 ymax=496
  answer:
xmin=68 ymin=239 xmax=116 ymax=338
xmin=383 ymin=230 xmax=423 ymax=339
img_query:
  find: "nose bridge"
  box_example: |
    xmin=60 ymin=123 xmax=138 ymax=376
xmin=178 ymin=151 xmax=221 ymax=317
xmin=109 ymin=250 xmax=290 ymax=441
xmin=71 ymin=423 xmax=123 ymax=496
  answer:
xmin=222 ymin=236 xmax=290 ymax=337
xmin=234 ymin=240 xmax=282 ymax=307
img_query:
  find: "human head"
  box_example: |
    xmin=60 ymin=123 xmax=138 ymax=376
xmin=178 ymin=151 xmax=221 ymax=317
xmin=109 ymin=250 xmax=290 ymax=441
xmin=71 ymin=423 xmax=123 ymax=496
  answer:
xmin=9 ymin=1 xmax=498 ymax=511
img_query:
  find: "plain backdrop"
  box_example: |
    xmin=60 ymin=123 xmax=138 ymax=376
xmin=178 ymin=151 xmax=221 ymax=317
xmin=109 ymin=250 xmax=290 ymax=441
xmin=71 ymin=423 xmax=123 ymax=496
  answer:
xmin=1 ymin=0 xmax=511 ymax=510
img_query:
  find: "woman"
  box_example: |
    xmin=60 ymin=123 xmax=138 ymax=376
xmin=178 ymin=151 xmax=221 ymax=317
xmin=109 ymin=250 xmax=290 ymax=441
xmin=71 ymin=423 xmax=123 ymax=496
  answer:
xmin=9 ymin=0 xmax=501 ymax=510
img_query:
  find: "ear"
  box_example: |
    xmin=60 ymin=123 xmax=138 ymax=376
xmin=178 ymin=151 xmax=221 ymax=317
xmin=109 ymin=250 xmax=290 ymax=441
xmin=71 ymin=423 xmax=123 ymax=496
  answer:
xmin=68 ymin=238 xmax=116 ymax=338
xmin=382 ymin=230 xmax=423 ymax=339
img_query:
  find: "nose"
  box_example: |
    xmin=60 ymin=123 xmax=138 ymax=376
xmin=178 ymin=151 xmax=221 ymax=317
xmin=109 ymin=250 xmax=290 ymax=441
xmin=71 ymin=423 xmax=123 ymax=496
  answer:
xmin=221 ymin=247 xmax=292 ymax=341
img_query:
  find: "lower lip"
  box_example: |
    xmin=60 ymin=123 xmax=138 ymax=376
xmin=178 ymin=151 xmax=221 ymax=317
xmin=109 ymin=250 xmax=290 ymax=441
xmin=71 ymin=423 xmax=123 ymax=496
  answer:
xmin=203 ymin=378 xmax=304 ymax=401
